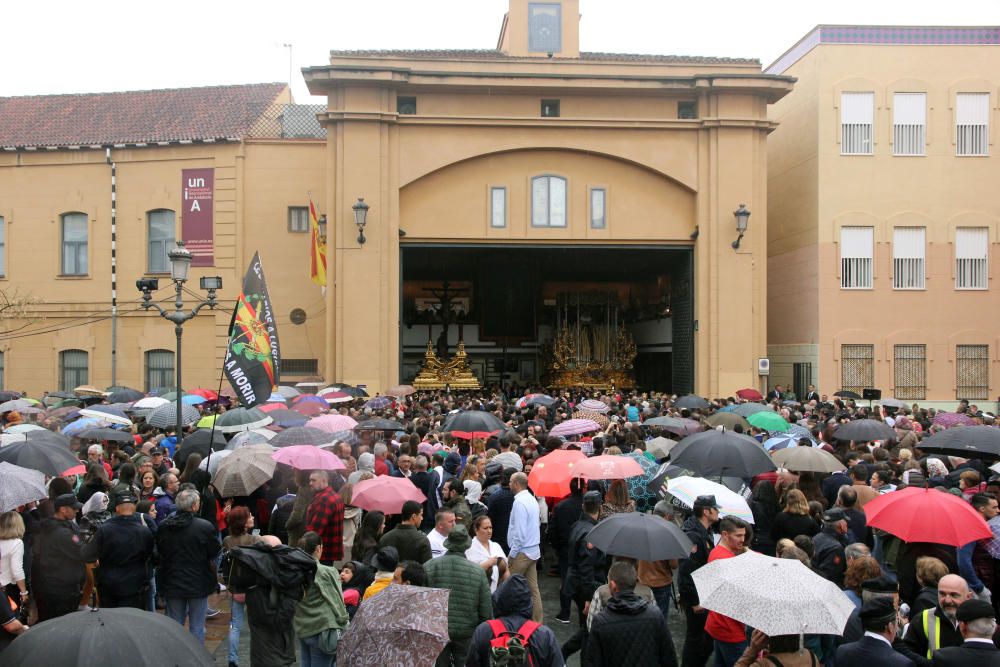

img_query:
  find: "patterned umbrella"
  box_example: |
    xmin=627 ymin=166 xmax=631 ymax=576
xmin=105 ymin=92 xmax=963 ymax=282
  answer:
xmin=213 ymin=445 xmax=276 ymax=497
xmin=573 ymin=410 xmax=610 ymax=430
xmin=0 ymin=461 xmax=48 ymax=512
xmin=74 ymin=385 xmax=109 ymax=397
xmin=624 ymin=451 xmax=659 ymax=512
xmin=306 ymin=414 xmax=359 ymax=433
xmin=215 ymin=408 xmax=273 ymax=434
xmin=933 ymin=412 xmax=978 ymax=428
xmin=364 ymin=396 xmax=394 ymax=410
xmin=269 ymin=426 xmax=336 ymax=448
xmin=338 ymin=585 xmax=449 ymax=667
xmin=146 ymin=402 xmax=200 ymax=429
xmin=79 ymin=405 xmax=133 ymax=427
xmin=786 ymin=423 xmax=816 ymax=442
xmin=386 ymin=384 xmax=416 ymax=398
xmin=763 ymin=434 xmax=800 ymax=452
xmin=549 ymin=418 xmax=601 ymax=438
xmin=646 ymin=436 xmax=678 ymax=460
xmin=578 ymin=398 xmax=610 ymax=414
xmin=667 ymin=476 xmax=754 ymax=523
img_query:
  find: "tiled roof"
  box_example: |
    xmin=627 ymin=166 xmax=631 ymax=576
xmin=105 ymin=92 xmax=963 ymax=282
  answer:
xmin=328 ymin=48 xmax=758 ymax=65
xmin=0 ymin=82 xmax=288 ymax=150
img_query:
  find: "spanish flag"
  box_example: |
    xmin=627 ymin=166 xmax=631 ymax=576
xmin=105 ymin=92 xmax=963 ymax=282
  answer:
xmin=309 ymin=198 xmax=327 ymax=287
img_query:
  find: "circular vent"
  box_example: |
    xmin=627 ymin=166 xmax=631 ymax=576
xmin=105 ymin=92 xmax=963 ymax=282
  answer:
xmin=289 ymin=308 xmax=307 ymax=325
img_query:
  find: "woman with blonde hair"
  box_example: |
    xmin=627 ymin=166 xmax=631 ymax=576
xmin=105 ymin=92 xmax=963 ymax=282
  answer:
xmin=0 ymin=512 xmax=27 ymax=608
xmin=770 ymin=488 xmax=819 ymax=543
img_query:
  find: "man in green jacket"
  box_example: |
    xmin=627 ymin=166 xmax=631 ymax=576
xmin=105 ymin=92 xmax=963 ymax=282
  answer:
xmin=378 ymin=500 xmax=432 ymax=563
xmin=424 ymin=525 xmax=493 ymax=667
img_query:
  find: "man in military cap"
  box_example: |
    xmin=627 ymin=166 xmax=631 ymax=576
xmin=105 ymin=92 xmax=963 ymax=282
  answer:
xmin=836 ymin=596 xmax=912 ymax=665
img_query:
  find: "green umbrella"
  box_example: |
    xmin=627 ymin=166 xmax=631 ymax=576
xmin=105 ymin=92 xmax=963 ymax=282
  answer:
xmin=746 ymin=411 xmax=790 ymax=433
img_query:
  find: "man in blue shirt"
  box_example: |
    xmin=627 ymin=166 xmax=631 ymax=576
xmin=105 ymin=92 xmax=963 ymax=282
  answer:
xmin=507 ymin=472 xmax=542 ymax=622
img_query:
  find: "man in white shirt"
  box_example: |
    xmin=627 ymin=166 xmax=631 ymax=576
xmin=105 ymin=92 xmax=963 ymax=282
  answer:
xmin=506 ymin=472 xmax=542 ymax=622
xmin=427 ymin=509 xmax=456 ymax=559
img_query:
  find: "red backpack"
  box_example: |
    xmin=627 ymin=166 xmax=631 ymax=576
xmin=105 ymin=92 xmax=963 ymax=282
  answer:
xmin=487 ymin=619 xmax=540 ymax=666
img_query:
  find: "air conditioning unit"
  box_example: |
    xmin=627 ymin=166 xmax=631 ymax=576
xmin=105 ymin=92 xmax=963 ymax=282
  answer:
xmin=757 ymin=358 xmax=770 ymax=376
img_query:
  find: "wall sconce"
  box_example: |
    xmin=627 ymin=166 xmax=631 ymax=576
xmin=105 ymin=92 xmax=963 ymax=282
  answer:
xmin=353 ymin=198 xmax=369 ymax=245
xmin=732 ymin=204 xmax=750 ymax=250
xmin=317 ymin=214 xmax=328 ymax=245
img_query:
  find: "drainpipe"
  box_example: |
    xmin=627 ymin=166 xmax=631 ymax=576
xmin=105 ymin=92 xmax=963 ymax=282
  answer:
xmin=107 ymin=147 xmax=118 ymax=387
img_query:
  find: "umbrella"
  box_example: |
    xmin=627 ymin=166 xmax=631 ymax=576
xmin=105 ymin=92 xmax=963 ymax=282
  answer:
xmin=79 ymin=405 xmax=133 ymax=426
xmin=53 ymin=398 xmax=84 ymax=408
xmin=771 ymin=447 xmax=846 ymax=473
xmin=763 ymin=434 xmax=803 ymax=452
xmin=61 ymin=417 xmax=109 ymax=437
xmin=213 ymin=445 xmax=276 ymax=497
xmin=646 ymin=436 xmax=678 ymax=460
xmin=215 ymin=407 xmax=273 ymax=433
xmin=864 ymin=486 xmax=993 ymax=546
xmin=226 ymin=430 xmax=275 ymax=450
xmin=572 ymin=455 xmax=644 ymax=480
xmin=550 ymin=418 xmax=601 ymax=438
xmin=269 ymin=426 xmax=336 ymax=448
xmin=294 ymin=376 xmax=326 ymax=388
xmin=527 ymin=449 xmax=587 ymax=497
xmin=307 ymin=414 xmax=358 ymax=433
xmin=338 ymin=585 xmax=449 ymax=667
xmin=933 ymin=412 xmax=978 ymax=428
xmin=0 ymin=399 xmax=32 ymax=412
xmin=293 ymin=394 xmax=329 ymax=407
xmin=198 ymin=449 xmax=233 ymax=475
xmin=272 ymin=445 xmax=346 ymax=471
xmin=4 ymin=423 xmax=45 ymax=434
xmin=786 ymin=423 xmax=816 ymax=442
xmin=74 ymin=385 xmax=108 ymax=397
xmin=731 ymin=403 xmax=771 ymax=417
xmin=0 ymin=391 xmax=21 ymax=402
xmin=354 ymin=417 xmax=405 ymax=432
xmin=181 ymin=394 xmax=207 ymax=406
xmin=669 ymin=429 xmax=777 ymax=478
xmin=77 ymin=427 xmax=134 ymax=444
xmin=514 ymin=394 xmax=557 ymax=409
xmin=735 ymin=388 xmax=764 ymax=401
xmin=0 ymin=461 xmax=48 ymax=512
xmin=364 ymin=396 xmax=394 ymax=410
xmin=646 ymin=463 xmax=750 ymax=499
xmin=0 ymin=432 xmax=80 ymax=476
xmin=15 ymin=406 xmax=45 ymax=415
xmin=327 ymin=429 xmax=360 ymax=446
xmin=587 ymin=511 xmax=694 ymax=561
xmin=833 ymin=390 xmax=862 ymax=399
xmin=130 ymin=396 xmax=169 ymax=415
xmin=276 ymin=386 xmax=301 ymax=399
xmin=266 ymin=392 xmax=288 ymax=405
xmin=173 ymin=429 xmax=228 ymax=469
xmin=106 ymin=386 xmax=144 ymax=403
xmin=146 ymin=402 xmax=200 ymax=429
xmin=318 ymin=389 xmax=354 ymax=404
xmin=155 ymin=391 xmax=191 ymax=402
xmin=832 ymin=419 xmax=895 ymax=442
xmin=674 ymin=394 xmax=711 ymax=410
xmin=265 ymin=408 xmax=308 ymax=428
xmin=386 ymin=384 xmax=416 ymax=398
xmin=643 ymin=416 xmax=703 ymax=436
xmin=694 ymin=550 xmax=855 ymax=636
xmin=3 ymin=606 xmax=214 ymax=667
xmin=578 ymin=398 xmax=610 ymax=414
xmin=880 ymin=398 xmax=908 ymax=410
xmin=290 ymin=401 xmax=326 ymax=417
xmin=746 ymin=411 xmax=790 ymax=433
xmin=257 ymin=402 xmax=287 ymax=413
xmin=624 ymin=451 xmax=659 ymax=512
xmin=188 ymin=388 xmax=219 ymax=401
xmin=918 ymin=426 xmax=1000 ymax=459
xmin=573 ymin=410 xmax=610 ymax=431
xmin=441 ymin=411 xmax=506 ymax=438
xmin=335 ymin=385 xmax=369 ymax=399
xmin=351 ymin=475 xmax=426 ymax=514
xmin=667 ymin=476 xmax=755 ymax=522
xmin=705 ymin=413 xmax=751 ymax=431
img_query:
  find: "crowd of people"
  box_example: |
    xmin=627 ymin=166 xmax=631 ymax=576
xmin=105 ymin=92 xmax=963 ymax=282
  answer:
xmin=1 ymin=385 xmax=1000 ymax=667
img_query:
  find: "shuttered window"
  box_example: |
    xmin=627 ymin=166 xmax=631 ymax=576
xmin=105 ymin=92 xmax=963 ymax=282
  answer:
xmin=145 ymin=349 xmax=175 ymax=391
xmin=956 ymin=345 xmax=989 ymax=400
xmin=893 ymin=93 xmax=926 ymax=156
xmin=956 ymin=93 xmax=989 ymax=156
xmin=841 ymin=344 xmax=874 ymax=396
xmin=894 ymin=344 xmax=926 ymax=401
xmin=955 ymin=227 xmax=988 ymax=289
xmin=841 ymin=92 xmax=874 ymax=155
xmin=59 ymin=350 xmax=88 ymax=391
xmin=841 ymin=226 xmax=874 ymax=289
xmin=893 ymin=227 xmax=925 ymax=289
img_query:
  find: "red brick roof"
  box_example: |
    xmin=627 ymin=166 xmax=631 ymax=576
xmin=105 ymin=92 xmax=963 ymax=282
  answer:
xmin=328 ymin=48 xmax=758 ymax=65
xmin=0 ymin=83 xmax=288 ymax=150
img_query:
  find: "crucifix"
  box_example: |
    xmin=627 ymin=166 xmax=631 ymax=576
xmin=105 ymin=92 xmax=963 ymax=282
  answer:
xmin=423 ymin=281 xmax=469 ymax=359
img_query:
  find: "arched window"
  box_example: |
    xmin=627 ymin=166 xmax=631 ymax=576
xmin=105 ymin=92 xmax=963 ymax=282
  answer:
xmin=145 ymin=349 xmax=175 ymax=391
xmin=61 ymin=212 xmax=88 ymax=275
xmin=530 ymin=175 xmax=567 ymax=227
xmin=59 ymin=349 xmax=88 ymax=391
xmin=148 ymin=210 xmax=176 ymax=273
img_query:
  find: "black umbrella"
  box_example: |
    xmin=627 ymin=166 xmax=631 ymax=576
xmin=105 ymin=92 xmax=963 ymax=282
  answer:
xmin=354 ymin=418 xmax=406 ymax=432
xmin=0 ymin=433 xmax=80 ymax=476
xmin=585 ymin=512 xmax=694 ymax=561
xmin=526 ymin=394 xmax=558 ymax=408
xmin=266 ymin=408 xmax=309 ymax=429
xmin=77 ymin=428 xmax=134 ymax=444
xmin=916 ymin=426 xmax=1000 ymax=459
xmin=215 ymin=407 xmax=272 ymax=434
xmin=335 ymin=385 xmax=369 ymax=398
xmin=646 ymin=463 xmax=749 ymax=498
xmin=833 ymin=390 xmax=862 ymax=400
xmin=173 ymin=429 xmax=227 ymax=470
xmin=674 ymin=394 xmax=711 ymax=410
xmin=441 ymin=411 xmax=507 ymax=436
xmin=4 ymin=607 xmax=213 ymax=666
xmin=270 ymin=426 xmax=336 ymax=448
xmin=832 ymin=419 xmax=895 ymax=442
xmin=106 ymin=387 xmax=144 ymax=403
xmin=0 ymin=390 xmax=22 ymax=402
xmin=669 ymin=429 xmax=776 ymax=478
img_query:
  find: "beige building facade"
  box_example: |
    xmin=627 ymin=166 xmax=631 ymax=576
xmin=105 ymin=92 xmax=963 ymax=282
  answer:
xmin=766 ymin=26 xmax=1000 ymax=406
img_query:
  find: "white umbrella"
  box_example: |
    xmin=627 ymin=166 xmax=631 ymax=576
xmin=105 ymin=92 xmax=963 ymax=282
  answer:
xmin=198 ymin=449 xmax=234 ymax=475
xmin=0 ymin=461 xmax=48 ymax=512
xmin=666 ymin=476 xmax=754 ymax=523
xmin=130 ymin=396 xmax=170 ymax=419
xmin=693 ymin=550 xmax=855 ymax=636
xmin=213 ymin=445 xmax=276 ymax=497
xmin=4 ymin=424 xmax=46 ymax=434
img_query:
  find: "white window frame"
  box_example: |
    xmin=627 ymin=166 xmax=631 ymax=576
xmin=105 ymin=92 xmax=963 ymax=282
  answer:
xmin=147 ymin=209 xmax=176 ymax=274
xmin=60 ymin=212 xmax=88 ymax=275
xmin=589 ymin=188 xmax=606 ymax=229
xmin=531 ymin=175 xmax=567 ymax=228
xmin=892 ymin=93 xmax=926 ymax=156
xmin=955 ymin=227 xmax=989 ymax=290
xmin=892 ymin=227 xmax=925 ymax=290
xmin=490 ymin=187 xmax=507 ymax=228
xmin=841 ymin=92 xmax=874 ymax=155
xmin=956 ymin=93 xmax=990 ymax=156
xmin=840 ymin=226 xmax=874 ymax=289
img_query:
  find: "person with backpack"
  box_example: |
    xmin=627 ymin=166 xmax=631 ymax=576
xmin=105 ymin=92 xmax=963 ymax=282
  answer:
xmin=465 ymin=574 xmax=564 ymax=667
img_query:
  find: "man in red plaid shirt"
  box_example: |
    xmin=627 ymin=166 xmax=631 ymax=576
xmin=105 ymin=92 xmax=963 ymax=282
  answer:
xmin=305 ymin=470 xmax=345 ymax=565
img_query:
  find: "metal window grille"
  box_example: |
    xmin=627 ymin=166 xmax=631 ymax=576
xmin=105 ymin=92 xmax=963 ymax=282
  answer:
xmin=147 ymin=210 xmax=175 ymax=273
xmin=531 ymin=176 xmax=567 ymax=227
xmin=956 ymin=345 xmax=989 ymax=400
xmin=288 ymin=207 xmax=310 ymax=233
xmin=956 ymin=93 xmax=990 ymax=156
xmin=61 ymin=213 xmax=88 ymax=275
xmin=59 ymin=349 xmax=88 ymax=391
xmin=956 ymin=227 xmax=989 ymax=289
xmin=893 ymin=227 xmax=925 ymax=289
xmin=840 ymin=226 xmax=873 ymax=288
xmin=145 ymin=349 xmax=175 ymax=391
xmin=246 ymin=104 xmax=326 ymax=140
xmin=281 ymin=358 xmax=318 ymax=378
xmin=841 ymin=92 xmax=874 ymax=155
xmin=894 ymin=344 xmax=926 ymax=400
xmin=893 ymin=93 xmax=926 ymax=156
xmin=841 ymin=344 xmax=874 ymax=395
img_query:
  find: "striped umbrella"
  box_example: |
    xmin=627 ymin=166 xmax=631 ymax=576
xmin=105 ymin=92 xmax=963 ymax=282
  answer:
xmin=549 ymin=418 xmax=601 ymax=438
xmin=146 ymin=402 xmax=201 ymax=429
xmin=270 ymin=426 xmax=336 ymax=448
xmin=0 ymin=462 xmax=49 ymax=512
xmin=226 ymin=429 xmax=276 ymax=450
xmin=578 ymin=398 xmax=610 ymax=414
xmin=213 ymin=445 xmax=276 ymax=496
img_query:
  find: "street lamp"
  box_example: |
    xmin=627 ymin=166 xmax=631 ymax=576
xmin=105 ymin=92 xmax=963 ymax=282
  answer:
xmin=353 ymin=198 xmax=369 ymax=245
xmin=732 ymin=204 xmax=751 ymax=250
xmin=317 ymin=214 xmax=328 ymax=245
xmin=137 ymin=241 xmax=222 ymax=446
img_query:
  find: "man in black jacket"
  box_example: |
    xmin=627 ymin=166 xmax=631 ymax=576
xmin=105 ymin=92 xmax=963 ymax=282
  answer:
xmin=677 ymin=495 xmax=719 ymax=667
xmin=155 ymin=488 xmax=221 ymax=644
xmin=586 ymin=561 xmax=677 ymax=667
xmin=813 ymin=507 xmax=850 ymax=587
xmin=550 ymin=477 xmax=584 ymax=624
xmin=836 ymin=597 xmax=913 ymax=666
xmin=559 ymin=491 xmax=606 ymax=660
xmin=82 ymin=492 xmax=155 ymax=609
xmin=932 ymin=599 xmax=1000 ymax=666
xmin=31 ymin=493 xmax=87 ymax=622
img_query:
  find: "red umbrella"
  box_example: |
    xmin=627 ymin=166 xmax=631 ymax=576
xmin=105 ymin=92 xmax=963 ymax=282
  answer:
xmin=257 ymin=403 xmax=286 ymax=413
xmin=290 ymin=401 xmax=326 ymax=417
xmin=864 ymin=487 xmax=992 ymax=546
xmin=352 ymin=476 xmax=426 ymax=515
xmin=571 ymin=454 xmax=645 ymax=480
xmin=450 ymin=430 xmax=502 ymax=440
xmin=189 ymin=388 xmax=219 ymax=401
xmin=528 ymin=449 xmax=586 ymax=497
xmin=736 ymin=388 xmax=763 ymax=401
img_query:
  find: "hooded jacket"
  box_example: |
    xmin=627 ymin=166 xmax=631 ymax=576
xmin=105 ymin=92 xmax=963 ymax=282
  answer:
xmin=155 ymin=510 xmax=221 ymax=598
xmin=586 ymin=590 xmax=677 ymax=667
xmin=466 ymin=575 xmax=565 ymax=667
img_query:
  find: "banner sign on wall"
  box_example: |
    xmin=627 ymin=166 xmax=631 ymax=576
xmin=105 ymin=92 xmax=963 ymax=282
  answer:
xmin=181 ymin=168 xmax=214 ymax=266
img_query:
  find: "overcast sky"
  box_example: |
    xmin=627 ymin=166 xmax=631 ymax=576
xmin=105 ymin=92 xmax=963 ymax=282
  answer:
xmin=5 ymin=0 xmax=999 ymax=102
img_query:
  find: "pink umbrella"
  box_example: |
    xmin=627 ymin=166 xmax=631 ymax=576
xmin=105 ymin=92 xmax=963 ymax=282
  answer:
xmin=571 ymin=454 xmax=644 ymax=480
xmin=550 ymin=418 xmax=601 ymax=438
xmin=257 ymin=403 xmax=286 ymax=413
xmin=272 ymin=445 xmax=346 ymax=471
xmin=352 ymin=476 xmax=426 ymax=515
xmin=307 ymin=414 xmax=359 ymax=433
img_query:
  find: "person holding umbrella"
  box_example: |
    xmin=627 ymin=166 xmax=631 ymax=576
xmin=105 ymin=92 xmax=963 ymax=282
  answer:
xmin=678 ymin=494 xmax=721 ymax=667
xmin=706 ymin=517 xmax=750 ymax=666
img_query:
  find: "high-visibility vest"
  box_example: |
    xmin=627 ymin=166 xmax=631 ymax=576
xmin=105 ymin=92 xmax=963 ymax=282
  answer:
xmin=921 ymin=608 xmax=942 ymax=659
